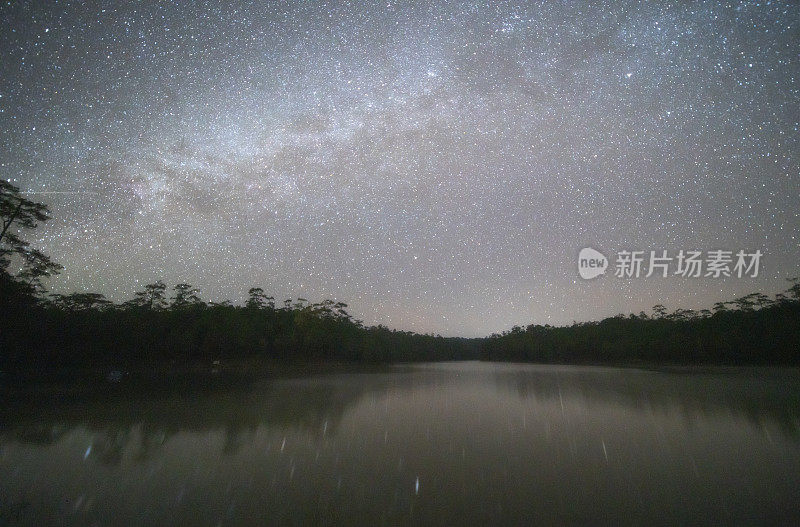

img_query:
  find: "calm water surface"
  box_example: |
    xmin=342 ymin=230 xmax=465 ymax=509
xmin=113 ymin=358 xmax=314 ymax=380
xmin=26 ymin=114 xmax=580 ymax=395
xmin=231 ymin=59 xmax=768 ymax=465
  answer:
xmin=1 ymin=362 xmax=799 ymax=525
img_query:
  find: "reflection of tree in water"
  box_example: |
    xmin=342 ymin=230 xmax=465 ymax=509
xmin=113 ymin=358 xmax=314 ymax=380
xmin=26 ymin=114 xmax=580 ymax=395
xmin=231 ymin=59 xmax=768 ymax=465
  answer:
xmin=2 ymin=365 xmax=799 ymax=462
xmin=0 ymin=374 xmax=375 ymax=462
xmin=494 ymin=367 xmax=800 ymax=438
xmin=6 ymin=423 xmax=71 ymax=445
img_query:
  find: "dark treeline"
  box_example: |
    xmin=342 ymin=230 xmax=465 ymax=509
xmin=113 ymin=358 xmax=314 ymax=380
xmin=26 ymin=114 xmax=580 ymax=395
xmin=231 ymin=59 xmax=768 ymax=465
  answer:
xmin=483 ymin=282 xmax=800 ymax=365
xmin=1 ymin=281 xmax=480 ymax=369
xmin=0 ymin=181 xmax=478 ymax=370
xmin=2 ymin=180 xmax=800 ymax=371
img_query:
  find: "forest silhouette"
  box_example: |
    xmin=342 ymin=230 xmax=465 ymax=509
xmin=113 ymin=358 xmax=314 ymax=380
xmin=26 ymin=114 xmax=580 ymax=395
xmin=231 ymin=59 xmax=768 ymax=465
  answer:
xmin=2 ymin=181 xmax=799 ymax=372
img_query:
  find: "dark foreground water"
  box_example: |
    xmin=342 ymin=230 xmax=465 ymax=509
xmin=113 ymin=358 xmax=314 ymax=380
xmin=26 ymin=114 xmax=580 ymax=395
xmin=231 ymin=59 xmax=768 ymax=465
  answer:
xmin=1 ymin=362 xmax=799 ymax=526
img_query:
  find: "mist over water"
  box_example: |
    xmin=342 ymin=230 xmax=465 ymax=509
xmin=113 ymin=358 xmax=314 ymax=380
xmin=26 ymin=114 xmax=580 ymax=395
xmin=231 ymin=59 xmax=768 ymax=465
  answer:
xmin=2 ymin=362 xmax=799 ymax=525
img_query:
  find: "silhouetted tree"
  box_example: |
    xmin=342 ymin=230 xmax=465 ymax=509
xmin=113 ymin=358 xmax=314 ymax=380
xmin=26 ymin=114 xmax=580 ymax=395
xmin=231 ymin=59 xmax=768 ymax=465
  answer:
xmin=733 ymin=293 xmax=757 ymax=311
xmin=50 ymin=292 xmax=112 ymax=311
xmin=172 ymin=283 xmax=203 ymax=309
xmin=246 ymin=287 xmax=273 ymax=310
xmin=1 ymin=180 xmax=62 ymax=298
xmin=125 ymin=281 xmax=169 ymax=310
xmin=713 ymin=301 xmax=729 ymax=313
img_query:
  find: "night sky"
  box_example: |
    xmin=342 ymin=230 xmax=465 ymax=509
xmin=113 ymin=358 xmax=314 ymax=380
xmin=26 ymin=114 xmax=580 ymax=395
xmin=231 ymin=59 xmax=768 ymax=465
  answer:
xmin=1 ymin=1 xmax=798 ymax=336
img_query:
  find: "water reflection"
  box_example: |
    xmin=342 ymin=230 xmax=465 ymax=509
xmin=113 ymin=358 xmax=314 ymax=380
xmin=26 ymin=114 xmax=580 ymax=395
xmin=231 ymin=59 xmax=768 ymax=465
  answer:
xmin=1 ymin=363 xmax=799 ymax=525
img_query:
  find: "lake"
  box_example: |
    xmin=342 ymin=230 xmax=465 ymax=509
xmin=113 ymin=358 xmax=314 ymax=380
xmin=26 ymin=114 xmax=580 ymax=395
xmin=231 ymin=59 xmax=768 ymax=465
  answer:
xmin=1 ymin=362 xmax=799 ymax=525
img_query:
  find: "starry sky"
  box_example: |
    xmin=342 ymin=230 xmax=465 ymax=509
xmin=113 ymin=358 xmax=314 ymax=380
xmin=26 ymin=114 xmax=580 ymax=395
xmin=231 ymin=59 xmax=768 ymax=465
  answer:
xmin=1 ymin=0 xmax=798 ymax=336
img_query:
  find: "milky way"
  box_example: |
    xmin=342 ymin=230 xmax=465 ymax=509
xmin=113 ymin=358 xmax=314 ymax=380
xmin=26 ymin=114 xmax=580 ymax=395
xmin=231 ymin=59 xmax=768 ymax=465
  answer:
xmin=1 ymin=1 xmax=798 ymax=336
